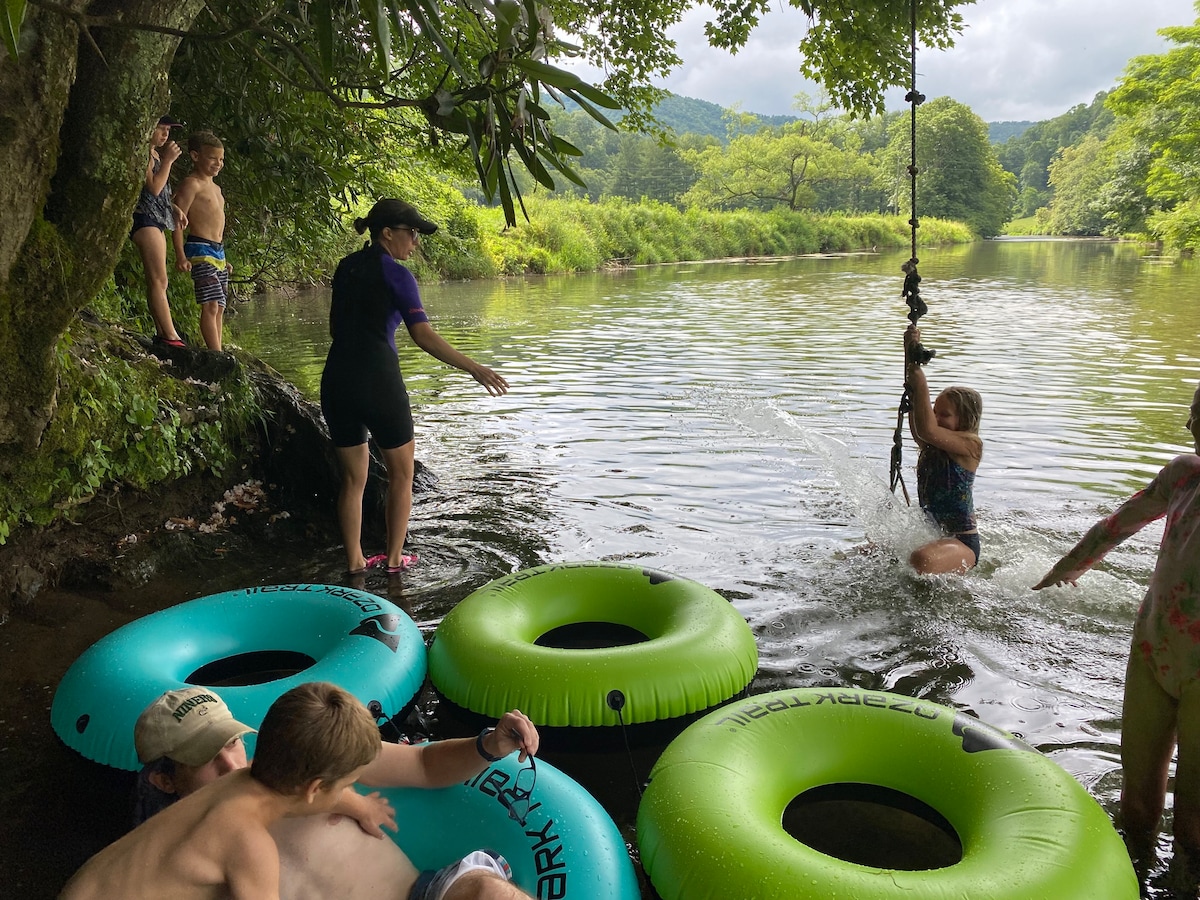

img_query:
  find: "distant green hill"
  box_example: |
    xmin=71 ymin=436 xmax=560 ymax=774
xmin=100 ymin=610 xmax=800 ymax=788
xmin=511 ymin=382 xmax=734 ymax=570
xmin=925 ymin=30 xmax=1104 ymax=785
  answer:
xmin=611 ymin=93 xmax=1036 ymax=147
xmin=655 ymin=95 xmax=1034 ymax=146
xmin=988 ymin=120 xmax=1036 ymax=143
xmin=651 ymin=93 xmax=798 ymax=141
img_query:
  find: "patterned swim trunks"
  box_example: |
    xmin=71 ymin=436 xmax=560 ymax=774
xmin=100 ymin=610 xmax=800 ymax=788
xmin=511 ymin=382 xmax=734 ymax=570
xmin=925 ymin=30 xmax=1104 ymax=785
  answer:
xmin=185 ymin=237 xmax=229 ymax=308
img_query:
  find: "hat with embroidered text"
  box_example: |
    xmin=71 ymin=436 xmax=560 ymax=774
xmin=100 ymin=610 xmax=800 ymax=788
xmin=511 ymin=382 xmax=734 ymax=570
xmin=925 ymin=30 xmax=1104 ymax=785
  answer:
xmin=134 ymin=687 xmax=255 ymax=766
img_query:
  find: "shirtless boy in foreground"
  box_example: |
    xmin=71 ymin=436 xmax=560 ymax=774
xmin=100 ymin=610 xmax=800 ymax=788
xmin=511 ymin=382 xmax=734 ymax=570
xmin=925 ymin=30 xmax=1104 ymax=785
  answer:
xmin=60 ymin=682 xmax=378 ymax=899
xmin=128 ymin=685 xmax=538 ymax=899
xmin=173 ymin=130 xmax=230 ymax=351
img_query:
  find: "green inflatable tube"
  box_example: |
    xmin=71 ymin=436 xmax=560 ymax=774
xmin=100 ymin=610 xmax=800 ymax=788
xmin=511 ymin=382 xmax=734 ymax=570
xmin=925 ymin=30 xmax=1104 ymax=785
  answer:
xmin=429 ymin=562 xmax=759 ymax=726
xmin=637 ymin=687 xmax=1139 ymax=900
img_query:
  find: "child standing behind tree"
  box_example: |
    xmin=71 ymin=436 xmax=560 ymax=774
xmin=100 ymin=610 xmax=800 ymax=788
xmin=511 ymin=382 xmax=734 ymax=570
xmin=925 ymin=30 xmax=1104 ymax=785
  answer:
xmin=1035 ymin=383 xmax=1200 ymax=885
xmin=173 ymin=131 xmax=230 ymax=351
xmin=131 ymin=115 xmax=187 ymax=348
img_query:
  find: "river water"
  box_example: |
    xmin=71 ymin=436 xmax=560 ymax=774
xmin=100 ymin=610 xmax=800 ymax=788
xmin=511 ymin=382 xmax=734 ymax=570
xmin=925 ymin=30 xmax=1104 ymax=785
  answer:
xmin=7 ymin=238 xmax=1200 ymax=896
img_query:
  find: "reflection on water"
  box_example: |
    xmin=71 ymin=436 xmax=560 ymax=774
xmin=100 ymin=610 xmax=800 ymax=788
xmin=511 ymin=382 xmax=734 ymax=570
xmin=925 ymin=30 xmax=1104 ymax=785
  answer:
xmin=225 ymin=239 xmax=1200 ymax=889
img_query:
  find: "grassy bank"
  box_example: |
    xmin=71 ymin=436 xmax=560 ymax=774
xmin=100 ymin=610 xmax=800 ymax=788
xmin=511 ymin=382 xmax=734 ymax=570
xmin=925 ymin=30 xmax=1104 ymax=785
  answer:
xmin=221 ymin=194 xmax=977 ymax=285
xmin=475 ymin=198 xmax=975 ymax=276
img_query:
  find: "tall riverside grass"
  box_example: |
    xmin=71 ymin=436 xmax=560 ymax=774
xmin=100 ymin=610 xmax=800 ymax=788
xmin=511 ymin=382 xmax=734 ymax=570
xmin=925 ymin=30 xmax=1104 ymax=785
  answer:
xmin=476 ymin=198 xmax=975 ymax=275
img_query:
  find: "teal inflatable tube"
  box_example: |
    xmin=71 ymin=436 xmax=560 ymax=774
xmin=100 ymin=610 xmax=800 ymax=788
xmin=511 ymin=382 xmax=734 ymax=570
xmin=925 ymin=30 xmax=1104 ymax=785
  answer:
xmin=637 ymin=687 xmax=1138 ymax=900
xmin=51 ymin=584 xmax=426 ymax=771
xmin=429 ymin=562 xmax=758 ymax=726
xmin=376 ymin=751 xmax=640 ymax=899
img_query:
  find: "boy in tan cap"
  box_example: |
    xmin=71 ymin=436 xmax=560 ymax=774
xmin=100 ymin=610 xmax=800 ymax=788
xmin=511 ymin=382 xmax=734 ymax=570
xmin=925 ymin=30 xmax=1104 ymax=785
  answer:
xmin=120 ymin=684 xmax=540 ymax=899
xmin=132 ymin=687 xmax=255 ymax=821
xmin=60 ymin=682 xmax=380 ymax=900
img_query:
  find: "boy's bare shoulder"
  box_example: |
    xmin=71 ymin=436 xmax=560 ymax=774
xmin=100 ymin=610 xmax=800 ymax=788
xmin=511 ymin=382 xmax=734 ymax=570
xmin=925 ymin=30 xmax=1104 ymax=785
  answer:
xmin=175 ymin=173 xmax=202 ymax=196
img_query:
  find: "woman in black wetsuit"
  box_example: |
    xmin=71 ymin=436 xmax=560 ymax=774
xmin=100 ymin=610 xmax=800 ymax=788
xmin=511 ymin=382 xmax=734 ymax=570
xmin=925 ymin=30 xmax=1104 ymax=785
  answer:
xmin=320 ymin=199 xmax=509 ymax=575
xmin=904 ymin=325 xmax=983 ymax=575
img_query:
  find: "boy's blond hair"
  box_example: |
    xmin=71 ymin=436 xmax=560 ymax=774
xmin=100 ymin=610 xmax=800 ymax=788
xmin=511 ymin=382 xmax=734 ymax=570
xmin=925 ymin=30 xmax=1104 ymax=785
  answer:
xmin=250 ymin=682 xmax=379 ymax=794
xmin=187 ymin=130 xmax=224 ymax=153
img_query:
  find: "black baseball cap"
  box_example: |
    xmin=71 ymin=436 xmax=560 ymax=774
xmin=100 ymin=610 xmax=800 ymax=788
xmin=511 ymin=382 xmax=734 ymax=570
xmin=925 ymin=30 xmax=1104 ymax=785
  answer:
xmin=364 ymin=199 xmax=438 ymax=235
xmin=157 ymin=116 xmax=184 ymax=128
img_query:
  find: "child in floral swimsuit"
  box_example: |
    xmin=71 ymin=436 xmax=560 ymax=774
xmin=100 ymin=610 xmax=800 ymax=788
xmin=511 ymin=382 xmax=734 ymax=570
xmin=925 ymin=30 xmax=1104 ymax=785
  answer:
xmin=1035 ymin=382 xmax=1200 ymax=884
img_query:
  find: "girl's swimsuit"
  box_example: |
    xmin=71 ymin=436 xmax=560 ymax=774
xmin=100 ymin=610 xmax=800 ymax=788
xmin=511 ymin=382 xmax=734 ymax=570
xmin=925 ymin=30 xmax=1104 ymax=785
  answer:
xmin=320 ymin=242 xmax=430 ymax=449
xmin=917 ymin=445 xmax=980 ymax=562
xmin=130 ymin=156 xmax=174 ymax=238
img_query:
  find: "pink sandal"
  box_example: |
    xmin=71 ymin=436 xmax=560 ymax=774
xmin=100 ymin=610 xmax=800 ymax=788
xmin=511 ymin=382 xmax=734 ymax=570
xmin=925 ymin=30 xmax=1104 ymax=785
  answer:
xmin=347 ymin=553 xmax=388 ymax=576
xmin=386 ymin=554 xmax=419 ymax=575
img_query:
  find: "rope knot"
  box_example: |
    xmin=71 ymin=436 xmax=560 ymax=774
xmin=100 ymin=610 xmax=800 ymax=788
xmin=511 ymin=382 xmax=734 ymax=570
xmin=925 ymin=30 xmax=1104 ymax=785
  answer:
xmin=901 ymin=259 xmax=927 ymax=325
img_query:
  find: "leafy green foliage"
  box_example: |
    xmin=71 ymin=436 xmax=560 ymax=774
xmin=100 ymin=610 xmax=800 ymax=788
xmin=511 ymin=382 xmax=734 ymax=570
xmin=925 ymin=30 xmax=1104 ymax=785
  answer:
xmin=0 ymin=321 xmax=260 ymax=542
xmin=683 ymin=95 xmax=881 ymax=213
xmin=1106 ymin=17 xmax=1200 ymax=248
xmin=520 ymin=107 xmax=705 ymax=204
xmin=1044 ymin=135 xmax=1114 ymax=235
xmin=158 ymin=0 xmax=981 ymax=244
xmin=994 ymin=94 xmax=1113 ymax=218
xmin=1 ymin=0 xmax=25 ymax=60
xmin=164 ymin=0 xmax=620 ymax=232
xmin=479 ymin=196 xmax=972 ymax=273
xmin=883 ymin=97 xmax=1015 ymax=236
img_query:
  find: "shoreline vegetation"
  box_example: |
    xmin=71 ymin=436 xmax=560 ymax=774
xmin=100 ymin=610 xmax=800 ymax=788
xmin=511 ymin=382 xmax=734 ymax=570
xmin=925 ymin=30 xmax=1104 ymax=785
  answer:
xmin=397 ymin=197 xmax=976 ymax=283
xmin=0 ymin=197 xmax=973 ymax=610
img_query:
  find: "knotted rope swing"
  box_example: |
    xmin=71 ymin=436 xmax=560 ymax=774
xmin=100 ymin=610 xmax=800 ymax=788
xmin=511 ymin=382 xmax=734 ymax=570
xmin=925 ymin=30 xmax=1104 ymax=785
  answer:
xmin=888 ymin=0 xmax=931 ymax=504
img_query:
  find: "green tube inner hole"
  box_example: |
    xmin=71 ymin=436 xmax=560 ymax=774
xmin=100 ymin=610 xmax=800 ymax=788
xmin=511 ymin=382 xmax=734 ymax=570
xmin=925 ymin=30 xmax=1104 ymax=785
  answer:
xmin=783 ymin=782 xmax=963 ymax=870
xmin=534 ymin=622 xmax=648 ymax=649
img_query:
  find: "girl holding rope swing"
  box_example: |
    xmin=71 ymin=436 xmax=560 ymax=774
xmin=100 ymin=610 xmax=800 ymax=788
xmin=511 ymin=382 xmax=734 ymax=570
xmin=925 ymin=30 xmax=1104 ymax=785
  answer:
xmin=904 ymin=325 xmax=983 ymax=574
xmin=884 ymin=0 xmax=982 ymax=575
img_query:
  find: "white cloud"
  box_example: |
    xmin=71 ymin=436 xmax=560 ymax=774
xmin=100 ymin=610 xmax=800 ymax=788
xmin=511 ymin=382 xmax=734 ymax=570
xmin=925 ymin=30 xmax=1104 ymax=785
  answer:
xmin=566 ymin=0 xmax=1197 ymax=122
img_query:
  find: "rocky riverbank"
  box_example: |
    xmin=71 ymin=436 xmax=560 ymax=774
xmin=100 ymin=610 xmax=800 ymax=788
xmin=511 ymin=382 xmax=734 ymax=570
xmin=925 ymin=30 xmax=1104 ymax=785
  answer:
xmin=0 ymin=330 xmax=433 ymax=623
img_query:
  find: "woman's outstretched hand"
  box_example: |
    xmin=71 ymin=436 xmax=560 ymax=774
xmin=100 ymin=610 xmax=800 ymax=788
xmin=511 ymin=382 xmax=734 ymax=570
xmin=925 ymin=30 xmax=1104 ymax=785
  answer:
xmin=471 ymin=364 xmax=509 ymax=397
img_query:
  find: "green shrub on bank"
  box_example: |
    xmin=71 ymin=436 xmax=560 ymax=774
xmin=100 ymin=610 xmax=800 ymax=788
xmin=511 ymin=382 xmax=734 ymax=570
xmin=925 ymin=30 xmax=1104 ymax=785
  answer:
xmin=1149 ymin=200 xmax=1200 ymax=252
xmin=0 ymin=320 xmax=261 ymax=543
xmin=478 ymin=199 xmax=975 ymax=274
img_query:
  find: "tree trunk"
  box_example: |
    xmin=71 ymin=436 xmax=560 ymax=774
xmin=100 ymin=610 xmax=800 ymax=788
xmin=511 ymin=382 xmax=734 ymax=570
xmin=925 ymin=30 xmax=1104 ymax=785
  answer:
xmin=0 ymin=2 xmax=83 ymax=450
xmin=0 ymin=0 xmax=203 ymax=460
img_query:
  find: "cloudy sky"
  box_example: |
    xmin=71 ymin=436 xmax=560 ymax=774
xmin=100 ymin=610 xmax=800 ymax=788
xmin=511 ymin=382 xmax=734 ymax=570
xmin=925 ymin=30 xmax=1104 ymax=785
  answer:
xmin=569 ymin=0 xmax=1198 ymax=123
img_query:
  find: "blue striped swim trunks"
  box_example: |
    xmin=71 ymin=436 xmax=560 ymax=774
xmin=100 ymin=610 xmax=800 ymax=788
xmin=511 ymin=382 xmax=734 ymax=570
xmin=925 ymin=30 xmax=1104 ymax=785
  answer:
xmin=185 ymin=237 xmax=229 ymax=308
